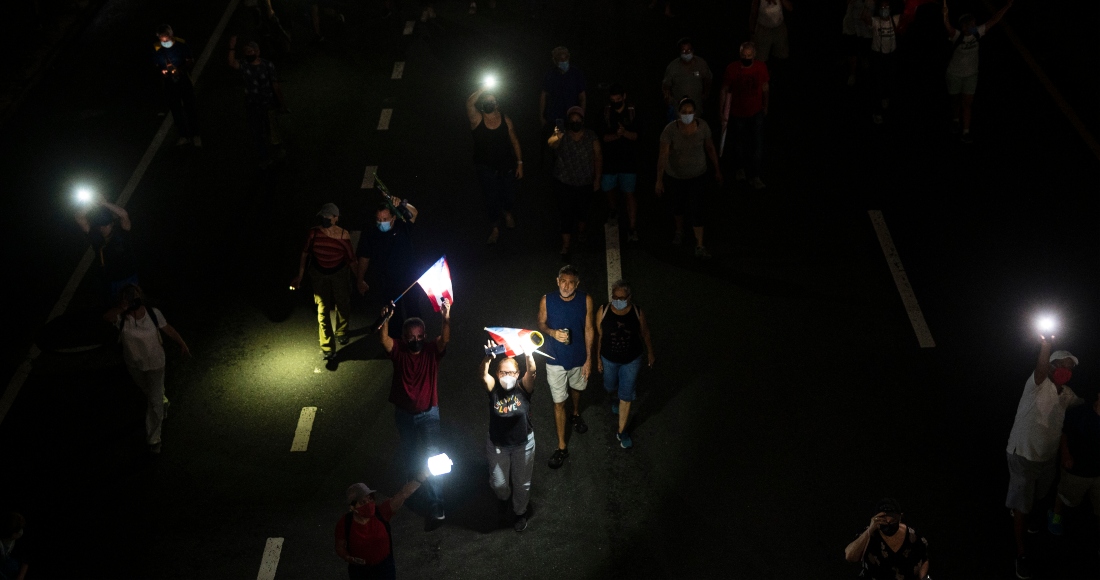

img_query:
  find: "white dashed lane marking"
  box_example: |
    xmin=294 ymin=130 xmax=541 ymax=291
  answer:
xmin=256 ymin=538 xmax=283 ymax=580
xmin=868 ymin=210 xmax=936 ymax=348
xmin=289 ymin=407 xmax=317 ymax=452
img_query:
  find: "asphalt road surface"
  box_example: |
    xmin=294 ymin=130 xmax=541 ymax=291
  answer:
xmin=0 ymin=0 xmax=1097 ymax=579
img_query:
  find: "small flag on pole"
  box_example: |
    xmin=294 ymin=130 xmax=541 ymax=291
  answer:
xmin=485 ymin=327 xmax=554 ymax=359
xmin=416 ymin=256 xmax=453 ymax=312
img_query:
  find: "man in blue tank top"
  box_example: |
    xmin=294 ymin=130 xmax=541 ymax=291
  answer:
xmin=537 ymin=265 xmax=594 ymax=469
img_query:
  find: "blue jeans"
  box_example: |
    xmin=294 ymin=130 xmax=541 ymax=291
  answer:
xmin=601 ymin=355 xmax=642 ymax=402
xmin=394 ymin=406 xmax=443 ymax=514
xmin=731 ymin=112 xmax=764 ymax=178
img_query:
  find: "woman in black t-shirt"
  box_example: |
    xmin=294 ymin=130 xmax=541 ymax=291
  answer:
xmin=480 ymin=345 xmax=537 ymax=532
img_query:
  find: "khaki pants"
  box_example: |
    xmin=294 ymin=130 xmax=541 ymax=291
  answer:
xmin=311 ymin=265 xmax=351 ymax=352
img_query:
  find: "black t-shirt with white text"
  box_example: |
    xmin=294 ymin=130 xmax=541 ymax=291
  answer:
xmin=488 ymin=382 xmax=533 ymax=447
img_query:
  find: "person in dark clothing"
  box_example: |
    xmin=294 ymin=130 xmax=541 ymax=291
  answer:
xmin=844 ymin=498 xmax=930 ymax=580
xmin=539 ymin=46 xmax=586 ymax=169
xmin=357 ymin=202 xmax=422 ymax=340
xmin=0 ymin=512 xmax=29 ymax=580
xmin=598 ymin=84 xmax=641 ymax=241
xmin=227 ymin=36 xmax=286 ymax=167
xmin=1048 ymin=390 xmax=1100 ymax=548
xmin=480 ymin=346 xmax=538 ymax=532
xmin=466 ymin=85 xmax=524 ymax=245
xmin=291 ymin=203 xmax=359 ymax=361
xmin=154 ymin=25 xmax=201 ymax=147
xmin=596 ymin=280 xmax=654 ymax=449
xmin=75 ymin=194 xmax=139 ymax=304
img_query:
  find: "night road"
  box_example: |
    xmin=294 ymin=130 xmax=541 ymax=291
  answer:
xmin=0 ymin=0 xmax=1097 ymax=579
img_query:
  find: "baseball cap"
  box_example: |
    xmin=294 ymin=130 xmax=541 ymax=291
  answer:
xmin=346 ymin=483 xmax=376 ymax=505
xmin=1050 ymin=350 xmax=1079 ymax=366
xmin=874 ymin=497 xmax=902 ymax=517
xmin=566 ymin=106 xmax=585 ymax=119
xmin=317 ymin=203 xmax=340 ymax=218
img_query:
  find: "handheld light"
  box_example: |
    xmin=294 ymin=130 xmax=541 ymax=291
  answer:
xmin=482 ymin=74 xmax=497 ymax=89
xmin=1036 ymin=316 xmax=1056 ymax=334
xmin=427 ymin=453 xmax=453 ymax=476
xmin=75 ymin=188 xmax=94 ymax=204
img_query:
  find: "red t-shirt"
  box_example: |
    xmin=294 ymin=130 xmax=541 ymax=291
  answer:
xmin=722 ymin=61 xmax=769 ymax=118
xmin=334 ymin=500 xmax=396 ymax=566
xmin=388 ymin=340 xmax=445 ymax=413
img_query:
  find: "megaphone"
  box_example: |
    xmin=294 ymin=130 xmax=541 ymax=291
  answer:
xmin=484 ymin=327 xmax=552 ymax=359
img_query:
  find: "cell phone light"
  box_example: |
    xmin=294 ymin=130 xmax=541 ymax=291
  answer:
xmin=483 ymin=75 xmax=497 ymax=89
xmin=1036 ymin=316 xmax=1056 ymax=334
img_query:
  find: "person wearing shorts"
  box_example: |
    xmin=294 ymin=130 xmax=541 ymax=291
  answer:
xmin=537 ymin=265 xmax=594 ymax=469
xmin=1048 ymin=390 xmax=1100 ymax=547
xmin=1004 ymin=338 xmax=1079 ymax=580
xmin=655 ymin=97 xmax=722 ymax=258
xmin=942 ymin=1 xmax=1013 ymax=143
xmin=750 ymin=0 xmax=793 ymax=63
xmin=841 ymin=0 xmax=874 ymax=85
xmin=599 ymin=84 xmax=641 ymax=241
xmin=597 ymin=280 xmax=654 ymax=449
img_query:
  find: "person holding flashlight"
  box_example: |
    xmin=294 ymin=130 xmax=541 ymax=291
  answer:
xmin=335 ymin=476 xmax=427 ymax=579
xmin=75 ymin=194 xmax=139 ymax=305
xmin=466 ymin=82 xmax=523 ymax=245
xmin=1004 ymin=335 xmax=1081 ymax=579
xmin=843 ymin=498 xmax=930 ymax=580
xmin=481 ymin=344 xmax=537 ymax=531
xmin=153 ymin=25 xmax=201 ymax=147
xmin=380 ymin=299 xmax=451 ymax=524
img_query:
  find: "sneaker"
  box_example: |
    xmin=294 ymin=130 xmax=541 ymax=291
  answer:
xmin=433 ymin=505 xmax=446 ymax=520
xmin=750 ymin=177 xmax=766 ymax=190
xmin=627 ymin=230 xmax=639 ymax=242
xmin=487 ymin=228 xmax=499 ymax=244
xmin=617 ymin=432 xmax=633 ymax=449
xmin=469 ymin=2 xmax=477 ymax=14
xmin=611 ymin=403 xmax=619 ymax=415
xmin=1015 ymin=554 xmax=1032 ymax=579
xmin=191 ymin=136 xmax=203 ymax=147
xmin=734 ymin=168 xmax=746 ymax=181
xmin=672 ymin=230 xmax=683 ymax=245
xmin=1047 ymin=509 xmax=1063 ymax=536
xmin=504 ymin=213 xmax=516 ymax=229
xmin=960 ymin=132 xmax=974 ymax=144
xmin=548 ymin=448 xmax=568 ymax=469
xmin=176 ymin=137 xmax=190 ymax=146
xmin=513 ymin=511 xmax=528 ymax=532
xmin=571 ymin=414 xmax=588 ymax=434
xmin=498 ymin=498 xmax=511 ymax=514
xmin=695 ymin=246 xmax=712 ymax=259
xmin=149 ymin=442 xmax=162 ymax=454
xmin=322 ymin=350 xmax=335 ymax=361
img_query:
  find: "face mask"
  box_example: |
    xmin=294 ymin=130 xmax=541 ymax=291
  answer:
xmin=161 ymin=40 xmax=174 ymax=48
xmin=567 ymin=121 xmax=584 ymax=132
xmin=355 ymin=502 xmax=375 ymax=518
xmin=481 ymin=102 xmax=497 ymax=114
xmin=320 ymin=217 xmax=333 ymax=228
xmin=680 ymin=113 xmax=694 ymax=124
xmin=967 ymin=27 xmax=979 ymax=36
xmin=1052 ymin=367 xmax=1073 ymax=386
xmin=377 ymin=220 xmax=393 ymax=232
xmin=680 ymin=53 xmax=694 ymax=62
xmin=558 ymin=61 xmax=569 ymax=72
xmin=407 ymin=339 xmax=423 ymax=353
xmin=879 ymin=522 xmax=900 ymax=536
xmin=500 ymin=375 xmax=518 ymax=390
xmin=611 ymin=299 xmax=628 ymax=310
xmin=880 ymin=8 xmax=890 ymax=18
xmin=741 ymin=58 xmax=753 ymax=67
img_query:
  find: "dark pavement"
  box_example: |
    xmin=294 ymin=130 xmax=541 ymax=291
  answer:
xmin=0 ymin=0 xmax=1097 ymax=578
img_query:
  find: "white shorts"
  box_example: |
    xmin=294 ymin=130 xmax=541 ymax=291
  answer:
xmin=546 ymin=364 xmax=587 ymax=403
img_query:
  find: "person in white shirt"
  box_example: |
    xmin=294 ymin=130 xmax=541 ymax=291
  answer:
xmin=942 ymin=0 xmax=1013 ymax=143
xmin=104 ymin=285 xmax=190 ymax=454
xmin=868 ymin=0 xmax=900 ymax=124
xmin=1004 ymin=336 xmax=1079 ymax=580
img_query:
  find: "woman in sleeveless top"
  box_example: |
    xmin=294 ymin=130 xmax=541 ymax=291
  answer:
xmin=466 ymin=86 xmax=524 ymax=245
xmin=596 ymin=280 xmax=655 ymax=449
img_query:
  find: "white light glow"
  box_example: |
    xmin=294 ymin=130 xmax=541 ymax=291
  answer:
xmin=75 ymin=188 xmax=93 ymax=204
xmin=1036 ymin=316 xmax=1056 ymax=333
xmin=483 ymin=75 xmax=497 ymax=89
xmin=427 ymin=453 xmax=453 ymax=476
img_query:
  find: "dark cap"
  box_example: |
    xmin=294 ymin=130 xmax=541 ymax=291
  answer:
xmin=875 ymin=498 xmax=902 ymax=516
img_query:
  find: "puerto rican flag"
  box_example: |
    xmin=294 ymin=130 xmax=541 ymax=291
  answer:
xmin=416 ymin=256 xmax=453 ymax=312
xmin=485 ymin=327 xmax=548 ymax=358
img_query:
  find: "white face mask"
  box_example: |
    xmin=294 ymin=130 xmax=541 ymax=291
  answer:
xmin=680 ymin=113 xmax=695 ymax=124
xmin=161 ymin=40 xmax=174 ymax=48
xmin=500 ymin=375 xmax=518 ymax=390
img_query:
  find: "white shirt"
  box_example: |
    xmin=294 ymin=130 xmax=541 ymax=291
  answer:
xmin=118 ymin=307 xmax=167 ymax=371
xmin=1005 ymin=373 xmax=1080 ymax=462
xmin=946 ymin=24 xmax=987 ymax=77
xmin=870 ymin=15 xmax=901 ymax=54
xmin=757 ymin=0 xmax=785 ymax=28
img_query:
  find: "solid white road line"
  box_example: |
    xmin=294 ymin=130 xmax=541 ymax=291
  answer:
xmin=290 ymin=407 xmax=317 ymax=452
xmin=0 ymin=0 xmax=241 ymax=428
xmin=391 ymin=62 xmax=405 ymax=80
xmin=604 ymin=221 xmax=622 ymax=301
xmin=377 ymin=109 xmax=392 ymax=130
xmin=868 ymin=211 xmax=936 ymax=348
xmin=256 ymin=537 xmax=283 ymax=580
xmin=361 ymin=165 xmax=378 ymax=189
xmin=403 ymin=21 xmax=415 ymax=35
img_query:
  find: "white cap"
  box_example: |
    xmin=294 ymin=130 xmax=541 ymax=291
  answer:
xmin=346 ymin=483 xmax=376 ymax=504
xmin=1050 ymin=350 xmax=1079 ymax=366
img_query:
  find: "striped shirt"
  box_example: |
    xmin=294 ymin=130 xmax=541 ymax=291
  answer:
xmin=304 ymin=228 xmax=356 ymax=272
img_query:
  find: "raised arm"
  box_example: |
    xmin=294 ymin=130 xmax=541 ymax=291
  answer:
xmin=379 ymin=305 xmax=395 ymax=353
xmin=227 ymin=35 xmax=240 ymax=70
xmin=844 ymin=515 xmax=883 ymax=562
xmin=100 ymin=198 xmax=131 ymax=230
xmin=389 ymin=474 xmax=427 ymax=512
xmin=578 ymin=90 xmax=587 ymax=112
xmin=1034 ymin=336 xmax=1053 ymax=385
xmin=466 ymin=88 xmax=484 ymax=128
xmin=481 ymin=353 xmax=496 ymax=392
xmin=436 ymin=298 xmax=451 ymax=352
xmin=749 ymin=0 xmax=761 ymax=31
xmin=985 ymin=0 xmax=1013 ymax=31
xmin=942 ymin=0 xmax=956 ymax=36
xmin=520 ymin=353 xmax=537 ymax=393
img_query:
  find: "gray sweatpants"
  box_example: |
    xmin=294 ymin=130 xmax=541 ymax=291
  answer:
xmin=487 ymin=432 xmax=535 ymax=515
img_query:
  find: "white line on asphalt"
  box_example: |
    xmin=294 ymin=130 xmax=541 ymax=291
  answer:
xmin=604 ymin=221 xmax=622 ymax=301
xmin=868 ymin=211 xmax=936 ymax=349
xmin=290 ymin=407 xmax=317 ymax=452
xmin=361 ymin=165 xmax=378 ymax=189
xmin=0 ymin=0 xmax=241 ymax=428
xmin=377 ymin=109 xmax=392 ymax=130
xmin=391 ymin=62 xmax=405 ymax=80
xmin=256 ymin=538 xmax=283 ymax=580
xmin=403 ymin=21 xmax=415 ymax=35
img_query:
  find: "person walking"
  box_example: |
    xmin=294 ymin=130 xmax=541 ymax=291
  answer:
xmin=357 ymin=201 xmax=421 ymax=340
xmin=466 ymin=84 xmax=523 ymax=245
xmin=1004 ymin=337 xmax=1080 ymax=579
xmin=599 ymin=84 xmax=641 ymax=241
xmin=869 ymin=0 xmax=901 ymax=124
xmin=1047 ymin=390 xmax=1100 ymax=551
xmin=843 ymin=498 xmax=930 ymax=580
xmin=539 ymin=46 xmax=586 ymax=144
xmin=480 ymin=344 xmax=537 ymax=532
xmin=661 ymin=37 xmax=712 ymax=121
xmin=227 ymin=36 xmax=286 ymax=167
xmin=842 ymin=0 xmax=875 ymax=86
xmin=719 ymin=41 xmax=770 ymax=190
xmin=335 ymin=477 xmax=428 ymax=579
xmin=0 ymin=512 xmax=29 ymax=580
xmin=655 ymin=97 xmax=723 ymax=258
xmin=537 ymin=265 xmax=593 ymax=469
xmin=547 ymin=106 xmax=601 ymax=258
xmin=379 ymin=299 xmax=451 ymax=523
xmin=290 ymin=204 xmax=359 ymax=362
xmin=75 ymin=194 xmax=140 ymax=304
xmin=942 ymin=0 xmax=1013 ymax=143
xmin=104 ymin=285 xmax=190 ymax=455
xmin=153 ymin=25 xmax=201 ymax=147
xmin=596 ymin=280 xmax=654 ymax=449
xmin=750 ymin=0 xmax=793 ymax=64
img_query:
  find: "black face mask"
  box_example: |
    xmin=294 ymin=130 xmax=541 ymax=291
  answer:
xmin=407 ymin=339 xmax=423 ymax=353
xmin=127 ymin=297 xmax=143 ymax=311
xmin=320 ymin=217 xmax=333 ymax=228
xmin=610 ymin=100 xmax=624 ymax=110
xmin=481 ymin=102 xmax=497 ymax=114
xmin=567 ymin=121 xmax=584 ymax=132
xmin=879 ymin=522 xmax=900 ymax=537
xmin=741 ymin=58 xmax=753 ymax=67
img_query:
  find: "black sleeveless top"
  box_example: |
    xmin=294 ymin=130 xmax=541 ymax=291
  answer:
xmin=600 ymin=305 xmax=643 ymax=364
xmin=472 ymin=116 xmax=515 ymax=170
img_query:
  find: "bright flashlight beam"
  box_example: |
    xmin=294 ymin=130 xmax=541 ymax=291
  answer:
xmin=1036 ymin=316 xmax=1056 ymax=333
xmin=427 ymin=453 xmax=453 ymax=476
xmin=482 ymin=75 xmax=497 ymax=89
xmin=75 ymin=188 xmax=93 ymax=203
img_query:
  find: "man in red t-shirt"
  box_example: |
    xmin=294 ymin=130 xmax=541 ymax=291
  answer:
xmin=719 ymin=41 xmax=770 ymax=190
xmin=380 ymin=298 xmax=451 ymax=523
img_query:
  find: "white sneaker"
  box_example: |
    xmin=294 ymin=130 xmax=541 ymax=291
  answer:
xmin=750 ymin=177 xmax=766 ymax=190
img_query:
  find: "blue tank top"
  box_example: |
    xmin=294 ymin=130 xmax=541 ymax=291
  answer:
xmin=543 ymin=290 xmax=588 ymax=369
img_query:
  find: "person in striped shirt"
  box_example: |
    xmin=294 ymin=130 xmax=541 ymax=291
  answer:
xmin=291 ymin=203 xmax=360 ymax=361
